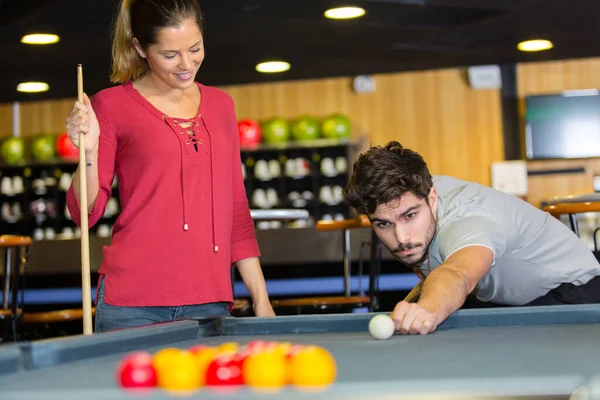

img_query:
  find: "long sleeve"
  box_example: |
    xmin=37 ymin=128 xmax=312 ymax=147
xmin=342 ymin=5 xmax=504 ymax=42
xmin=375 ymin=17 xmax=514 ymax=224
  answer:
xmin=66 ymin=95 xmax=118 ymax=228
xmin=227 ymin=98 xmax=261 ymax=263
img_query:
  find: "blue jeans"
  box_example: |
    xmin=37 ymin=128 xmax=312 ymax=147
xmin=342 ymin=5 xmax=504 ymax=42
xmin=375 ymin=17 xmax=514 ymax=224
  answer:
xmin=95 ymin=277 xmax=230 ymax=332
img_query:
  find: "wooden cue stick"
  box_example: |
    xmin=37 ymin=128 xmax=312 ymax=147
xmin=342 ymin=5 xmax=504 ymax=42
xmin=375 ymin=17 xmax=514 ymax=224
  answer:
xmin=77 ymin=64 xmax=93 ymax=335
xmin=403 ymin=279 xmax=424 ymax=303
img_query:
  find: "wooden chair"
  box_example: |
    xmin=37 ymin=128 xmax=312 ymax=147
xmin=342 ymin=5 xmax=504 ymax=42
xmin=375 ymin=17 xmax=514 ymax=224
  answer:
xmin=0 ymin=235 xmax=32 ymax=342
xmin=542 ymin=194 xmax=600 ymax=237
xmin=271 ymin=215 xmax=381 ymax=314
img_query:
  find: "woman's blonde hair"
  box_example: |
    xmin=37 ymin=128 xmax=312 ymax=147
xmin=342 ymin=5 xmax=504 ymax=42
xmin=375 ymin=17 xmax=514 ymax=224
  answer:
xmin=109 ymin=0 xmax=204 ymax=83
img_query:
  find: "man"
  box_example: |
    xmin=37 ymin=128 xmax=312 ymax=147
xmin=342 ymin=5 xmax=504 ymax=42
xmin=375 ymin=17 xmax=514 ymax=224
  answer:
xmin=343 ymin=141 xmax=600 ymax=335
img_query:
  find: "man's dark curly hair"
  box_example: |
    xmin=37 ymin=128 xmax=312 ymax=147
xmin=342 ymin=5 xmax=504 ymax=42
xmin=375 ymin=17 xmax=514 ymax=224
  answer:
xmin=343 ymin=141 xmax=433 ymax=215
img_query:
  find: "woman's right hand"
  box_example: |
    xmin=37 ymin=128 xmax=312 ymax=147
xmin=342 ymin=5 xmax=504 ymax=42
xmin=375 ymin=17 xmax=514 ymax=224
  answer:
xmin=65 ymin=92 xmax=100 ymax=156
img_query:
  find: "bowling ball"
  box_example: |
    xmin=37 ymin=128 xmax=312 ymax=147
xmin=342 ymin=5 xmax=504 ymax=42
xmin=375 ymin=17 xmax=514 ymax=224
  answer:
xmin=31 ymin=134 xmax=56 ymax=161
xmin=321 ymin=114 xmax=352 ymax=139
xmin=56 ymin=132 xmax=78 ymax=159
xmin=261 ymin=117 xmax=290 ymax=144
xmin=291 ymin=116 xmax=320 ymax=141
xmin=238 ymin=119 xmax=261 ymax=146
xmin=1 ymin=137 xmax=26 ymax=165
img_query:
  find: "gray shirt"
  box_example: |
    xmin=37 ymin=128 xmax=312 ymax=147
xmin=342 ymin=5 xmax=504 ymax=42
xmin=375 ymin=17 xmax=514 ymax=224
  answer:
xmin=421 ymin=175 xmax=600 ymax=305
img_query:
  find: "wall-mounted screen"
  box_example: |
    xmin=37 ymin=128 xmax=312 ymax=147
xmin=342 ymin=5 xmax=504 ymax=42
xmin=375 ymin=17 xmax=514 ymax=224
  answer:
xmin=525 ymin=90 xmax=600 ymax=159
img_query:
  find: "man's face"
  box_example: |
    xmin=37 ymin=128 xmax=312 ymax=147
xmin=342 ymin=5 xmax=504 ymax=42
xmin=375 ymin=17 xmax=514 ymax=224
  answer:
xmin=369 ymin=189 xmax=438 ymax=267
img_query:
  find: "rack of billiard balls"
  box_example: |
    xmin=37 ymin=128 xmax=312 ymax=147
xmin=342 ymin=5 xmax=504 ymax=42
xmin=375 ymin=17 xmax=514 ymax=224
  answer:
xmin=117 ymin=340 xmax=337 ymax=394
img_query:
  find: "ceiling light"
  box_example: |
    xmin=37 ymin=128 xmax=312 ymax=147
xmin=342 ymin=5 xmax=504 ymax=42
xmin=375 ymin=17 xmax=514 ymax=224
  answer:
xmin=256 ymin=61 xmax=291 ymax=73
xmin=17 ymin=82 xmax=49 ymax=93
xmin=517 ymin=39 xmax=553 ymax=52
xmin=324 ymin=6 xmax=366 ymax=20
xmin=21 ymin=33 xmax=60 ymax=45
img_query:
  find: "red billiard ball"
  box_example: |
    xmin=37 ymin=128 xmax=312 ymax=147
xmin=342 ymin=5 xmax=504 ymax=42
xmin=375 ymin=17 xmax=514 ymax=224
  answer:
xmin=205 ymin=354 xmax=245 ymax=387
xmin=117 ymin=351 xmax=157 ymax=389
xmin=189 ymin=344 xmax=209 ymax=354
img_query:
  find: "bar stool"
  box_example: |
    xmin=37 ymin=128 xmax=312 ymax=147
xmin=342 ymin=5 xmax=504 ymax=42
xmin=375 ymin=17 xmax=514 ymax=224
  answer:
xmin=542 ymin=194 xmax=600 ymax=237
xmin=0 ymin=235 xmax=32 ymax=342
xmin=271 ymin=215 xmax=379 ymax=314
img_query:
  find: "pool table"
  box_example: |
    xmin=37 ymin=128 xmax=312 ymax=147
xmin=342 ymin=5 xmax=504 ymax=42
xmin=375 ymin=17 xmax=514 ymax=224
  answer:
xmin=2 ymin=304 xmax=600 ymax=399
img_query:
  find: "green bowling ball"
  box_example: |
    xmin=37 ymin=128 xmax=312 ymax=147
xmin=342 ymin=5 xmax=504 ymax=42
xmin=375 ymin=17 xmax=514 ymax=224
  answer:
xmin=262 ymin=117 xmax=290 ymax=144
xmin=321 ymin=114 xmax=352 ymax=139
xmin=31 ymin=134 xmax=56 ymax=161
xmin=1 ymin=137 xmax=26 ymax=165
xmin=291 ymin=116 xmax=321 ymax=141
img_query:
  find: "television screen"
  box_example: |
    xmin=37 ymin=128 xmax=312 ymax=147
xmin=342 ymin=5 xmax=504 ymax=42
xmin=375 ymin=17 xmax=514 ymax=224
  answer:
xmin=525 ymin=90 xmax=600 ymax=159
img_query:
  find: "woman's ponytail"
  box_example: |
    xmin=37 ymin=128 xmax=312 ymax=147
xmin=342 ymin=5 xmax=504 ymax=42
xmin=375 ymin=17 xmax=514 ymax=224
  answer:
xmin=110 ymin=0 xmax=147 ymax=83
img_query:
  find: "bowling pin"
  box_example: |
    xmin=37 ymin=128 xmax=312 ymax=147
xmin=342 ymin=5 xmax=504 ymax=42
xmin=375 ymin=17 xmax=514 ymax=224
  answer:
xmin=268 ymin=159 xmax=281 ymax=178
xmin=107 ymin=197 xmax=119 ymax=217
xmin=44 ymin=228 xmax=56 ymax=240
xmin=12 ymin=176 xmax=24 ymax=194
xmin=257 ymin=221 xmax=270 ymax=230
xmin=62 ymin=227 xmax=74 ymax=239
xmin=33 ymin=228 xmax=44 ymax=241
xmin=335 ymin=156 xmax=348 ymax=174
xmin=295 ymin=158 xmax=310 ymax=178
xmin=320 ymin=157 xmax=336 ymax=177
xmin=255 ymin=160 xmax=271 ymax=181
xmin=32 ymin=179 xmax=46 ymax=195
xmin=44 ymin=176 xmax=57 ymax=188
xmin=321 ymin=213 xmax=333 ymax=221
xmin=319 ymin=186 xmax=333 ymax=205
xmin=302 ymin=190 xmax=314 ymax=201
xmin=332 ymin=185 xmax=344 ymax=205
xmin=287 ymin=191 xmax=301 ymax=202
xmin=1 ymin=203 xmax=11 ymax=222
xmin=285 ymin=159 xmax=297 ymax=178
xmin=97 ymin=224 xmax=111 ymax=238
xmin=1 ymin=177 xmax=12 ymax=196
xmin=266 ymin=188 xmax=279 ymax=208
xmin=59 ymin=173 xmax=72 ymax=192
xmin=270 ymin=221 xmax=282 ymax=229
xmin=13 ymin=203 xmax=22 ymax=220
xmin=252 ymin=189 xmax=268 ymax=209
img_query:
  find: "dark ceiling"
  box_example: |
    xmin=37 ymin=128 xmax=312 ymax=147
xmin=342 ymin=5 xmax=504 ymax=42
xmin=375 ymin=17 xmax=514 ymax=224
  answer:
xmin=1 ymin=0 xmax=600 ymax=103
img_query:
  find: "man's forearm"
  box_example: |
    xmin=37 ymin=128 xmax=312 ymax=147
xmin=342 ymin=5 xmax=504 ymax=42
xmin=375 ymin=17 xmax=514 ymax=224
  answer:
xmin=417 ymin=268 xmax=470 ymax=325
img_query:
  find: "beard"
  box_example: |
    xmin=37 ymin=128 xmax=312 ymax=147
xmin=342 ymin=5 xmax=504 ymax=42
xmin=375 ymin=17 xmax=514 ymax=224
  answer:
xmin=390 ymin=210 xmax=436 ymax=267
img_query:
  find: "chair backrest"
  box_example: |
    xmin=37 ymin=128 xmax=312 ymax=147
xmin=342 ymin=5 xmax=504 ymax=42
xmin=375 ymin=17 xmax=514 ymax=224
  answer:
xmin=0 ymin=235 xmax=32 ymax=312
xmin=315 ymin=215 xmax=370 ymax=232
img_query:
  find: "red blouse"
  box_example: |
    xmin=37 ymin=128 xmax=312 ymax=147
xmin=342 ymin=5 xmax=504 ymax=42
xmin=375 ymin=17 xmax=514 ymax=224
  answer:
xmin=66 ymin=81 xmax=260 ymax=307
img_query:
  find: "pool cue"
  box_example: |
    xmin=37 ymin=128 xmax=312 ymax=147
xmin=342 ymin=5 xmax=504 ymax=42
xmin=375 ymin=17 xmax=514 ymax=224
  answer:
xmin=77 ymin=64 xmax=93 ymax=335
xmin=404 ymin=279 xmax=424 ymax=303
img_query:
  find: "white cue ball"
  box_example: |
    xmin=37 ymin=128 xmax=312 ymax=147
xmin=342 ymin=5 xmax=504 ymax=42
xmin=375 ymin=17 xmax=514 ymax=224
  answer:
xmin=368 ymin=314 xmax=395 ymax=340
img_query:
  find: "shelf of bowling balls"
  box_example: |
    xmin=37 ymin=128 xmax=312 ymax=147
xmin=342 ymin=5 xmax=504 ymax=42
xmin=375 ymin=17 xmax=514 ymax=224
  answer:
xmin=239 ymin=137 xmax=353 ymax=153
xmin=0 ymin=157 xmax=80 ymax=170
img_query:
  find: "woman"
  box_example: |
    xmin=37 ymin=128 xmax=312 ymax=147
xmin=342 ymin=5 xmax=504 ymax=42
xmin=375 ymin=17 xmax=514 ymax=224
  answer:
xmin=65 ymin=0 xmax=275 ymax=332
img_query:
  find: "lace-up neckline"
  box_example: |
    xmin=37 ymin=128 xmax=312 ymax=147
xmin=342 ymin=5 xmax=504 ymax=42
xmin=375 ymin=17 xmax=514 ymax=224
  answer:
xmin=164 ymin=116 xmax=203 ymax=151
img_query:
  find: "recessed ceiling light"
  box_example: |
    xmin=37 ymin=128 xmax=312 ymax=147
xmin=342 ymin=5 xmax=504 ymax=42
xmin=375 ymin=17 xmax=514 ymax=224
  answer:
xmin=17 ymin=82 xmax=49 ymax=93
xmin=256 ymin=61 xmax=291 ymax=73
xmin=324 ymin=6 xmax=366 ymax=20
xmin=21 ymin=33 xmax=60 ymax=45
xmin=517 ymin=39 xmax=553 ymax=52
